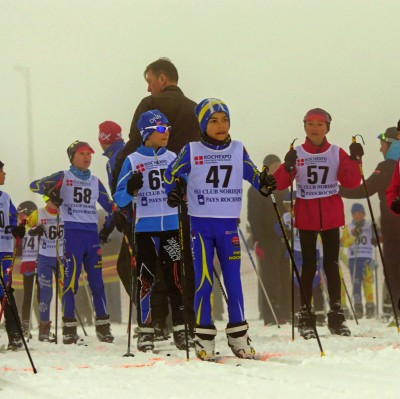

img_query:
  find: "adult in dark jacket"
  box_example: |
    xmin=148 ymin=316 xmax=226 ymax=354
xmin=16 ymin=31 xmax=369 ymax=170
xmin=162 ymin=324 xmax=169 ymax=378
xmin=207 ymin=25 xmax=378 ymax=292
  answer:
xmin=340 ymin=126 xmax=400 ymax=317
xmin=113 ymin=58 xmax=200 ymax=335
xmin=247 ymin=154 xmax=290 ymax=325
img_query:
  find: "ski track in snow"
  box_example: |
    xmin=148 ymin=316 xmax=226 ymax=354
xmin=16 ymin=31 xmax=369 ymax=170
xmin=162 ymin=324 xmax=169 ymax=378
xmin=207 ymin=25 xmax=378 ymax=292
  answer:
xmin=0 ymin=318 xmax=399 ymax=399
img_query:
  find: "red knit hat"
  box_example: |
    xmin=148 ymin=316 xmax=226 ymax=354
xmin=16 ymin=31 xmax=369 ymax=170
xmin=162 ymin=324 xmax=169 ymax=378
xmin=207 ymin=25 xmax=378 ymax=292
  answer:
xmin=98 ymin=121 xmax=123 ymax=145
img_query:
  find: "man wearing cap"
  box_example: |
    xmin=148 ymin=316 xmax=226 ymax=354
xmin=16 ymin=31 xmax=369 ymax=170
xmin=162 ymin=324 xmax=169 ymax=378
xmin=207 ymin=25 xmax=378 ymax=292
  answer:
xmin=340 ymin=126 xmax=400 ymax=319
xmin=29 ymin=140 xmax=117 ymax=344
xmin=247 ymin=154 xmax=290 ymax=325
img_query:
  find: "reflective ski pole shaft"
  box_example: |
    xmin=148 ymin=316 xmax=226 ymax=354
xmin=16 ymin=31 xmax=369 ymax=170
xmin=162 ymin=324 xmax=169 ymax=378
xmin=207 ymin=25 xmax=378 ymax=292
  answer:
xmin=75 ymin=305 xmax=88 ymax=336
xmin=262 ymin=166 xmax=325 ymax=356
xmin=0 ymin=274 xmax=37 ymax=373
xmin=352 ymin=135 xmax=399 ymax=331
xmin=237 ymin=226 xmax=280 ymax=328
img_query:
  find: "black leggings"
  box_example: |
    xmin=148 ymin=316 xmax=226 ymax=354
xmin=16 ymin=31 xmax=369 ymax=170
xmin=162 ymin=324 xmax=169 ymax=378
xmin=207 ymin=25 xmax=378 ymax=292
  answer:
xmin=299 ymin=228 xmax=341 ymax=309
xmin=22 ymin=274 xmax=35 ymax=322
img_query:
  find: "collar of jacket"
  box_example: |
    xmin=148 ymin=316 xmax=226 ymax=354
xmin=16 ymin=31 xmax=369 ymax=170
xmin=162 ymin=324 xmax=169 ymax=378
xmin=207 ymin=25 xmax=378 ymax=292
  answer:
xmin=102 ymin=140 xmax=125 ymax=159
xmin=69 ymin=165 xmax=91 ymax=180
xmin=137 ymin=144 xmax=168 ymax=156
xmin=303 ymin=136 xmax=331 ymax=154
xmin=201 ymin=134 xmax=232 ymax=150
xmin=160 ymin=85 xmax=183 ymax=95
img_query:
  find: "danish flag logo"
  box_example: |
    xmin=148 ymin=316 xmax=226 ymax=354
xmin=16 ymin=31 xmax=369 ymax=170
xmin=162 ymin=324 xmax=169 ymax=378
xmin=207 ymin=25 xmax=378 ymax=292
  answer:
xmin=297 ymin=159 xmax=305 ymax=166
xmin=194 ymin=156 xmax=203 ymax=165
xmin=136 ymin=164 xmax=145 ymax=172
xmin=66 ymin=179 xmax=73 ymax=186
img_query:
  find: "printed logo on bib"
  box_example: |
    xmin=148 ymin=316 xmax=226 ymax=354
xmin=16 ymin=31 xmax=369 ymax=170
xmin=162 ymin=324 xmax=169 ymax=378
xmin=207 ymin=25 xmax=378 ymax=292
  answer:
xmin=193 ymin=154 xmax=232 ymax=165
xmin=136 ymin=164 xmax=145 ymax=172
xmin=66 ymin=179 xmax=73 ymax=186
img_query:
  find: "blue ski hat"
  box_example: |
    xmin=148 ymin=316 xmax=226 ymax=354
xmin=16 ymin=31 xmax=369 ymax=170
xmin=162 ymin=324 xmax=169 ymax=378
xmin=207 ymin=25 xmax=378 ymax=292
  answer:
xmin=137 ymin=109 xmax=169 ymax=142
xmin=195 ymin=98 xmax=230 ymax=133
xmin=351 ymin=203 xmax=365 ymax=214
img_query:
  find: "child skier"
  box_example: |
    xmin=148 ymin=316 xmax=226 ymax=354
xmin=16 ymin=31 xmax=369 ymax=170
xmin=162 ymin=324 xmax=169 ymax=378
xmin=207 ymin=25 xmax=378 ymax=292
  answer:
xmin=164 ymin=98 xmax=276 ymax=361
xmin=27 ymin=197 xmax=65 ymax=341
xmin=0 ymin=160 xmax=26 ymax=350
xmin=341 ymin=203 xmax=376 ymax=319
xmin=274 ymin=108 xmax=363 ymax=338
xmin=114 ymin=110 xmax=187 ymax=352
xmin=17 ymin=200 xmax=39 ymax=338
xmin=29 ymin=141 xmax=115 ymax=344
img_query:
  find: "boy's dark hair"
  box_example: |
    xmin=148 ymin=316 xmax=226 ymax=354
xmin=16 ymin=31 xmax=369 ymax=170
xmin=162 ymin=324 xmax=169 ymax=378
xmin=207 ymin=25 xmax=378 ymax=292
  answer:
xmin=144 ymin=57 xmax=179 ymax=83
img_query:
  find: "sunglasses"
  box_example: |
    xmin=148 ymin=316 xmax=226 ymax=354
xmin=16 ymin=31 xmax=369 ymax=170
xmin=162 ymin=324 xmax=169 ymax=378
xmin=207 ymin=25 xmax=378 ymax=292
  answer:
xmin=380 ymin=132 xmax=398 ymax=143
xmin=144 ymin=125 xmax=171 ymax=133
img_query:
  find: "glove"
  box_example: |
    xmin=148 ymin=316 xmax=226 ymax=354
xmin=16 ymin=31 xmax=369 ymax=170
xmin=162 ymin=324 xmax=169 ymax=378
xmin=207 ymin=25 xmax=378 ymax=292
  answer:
xmin=284 ymin=148 xmax=297 ymax=172
xmin=99 ymin=226 xmax=113 ymax=244
xmin=44 ymin=184 xmax=63 ymax=207
xmin=391 ymin=197 xmax=400 ymax=214
xmin=114 ymin=210 xmax=128 ymax=233
xmin=127 ymin=172 xmax=143 ymax=195
xmin=351 ymin=226 xmax=362 ymax=237
xmin=11 ymin=224 xmax=26 ymax=239
xmin=349 ymin=142 xmax=364 ymax=160
xmin=29 ymin=225 xmax=45 ymax=237
xmin=259 ymin=171 xmax=276 ymax=198
xmin=167 ymin=187 xmax=182 ymax=208
xmin=254 ymin=241 xmax=265 ymax=260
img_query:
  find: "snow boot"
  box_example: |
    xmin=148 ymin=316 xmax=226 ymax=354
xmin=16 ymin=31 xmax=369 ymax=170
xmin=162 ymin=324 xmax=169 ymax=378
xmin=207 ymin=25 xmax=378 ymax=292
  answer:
xmin=365 ymin=303 xmax=375 ymax=319
xmin=173 ymin=325 xmax=194 ymax=350
xmin=7 ymin=331 xmax=23 ymax=351
xmin=297 ymin=306 xmax=317 ymax=339
xmin=327 ymin=305 xmax=351 ymax=336
xmin=226 ymin=321 xmax=255 ymax=359
xmin=137 ymin=326 xmax=154 ymax=352
xmin=194 ymin=325 xmax=217 ymax=361
xmin=315 ymin=311 xmax=326 ymax=326
xmin=22 ymin=320 xmax=32 ymax=339
xmin=153 ymin=320 xmax=171 ymax=341
xmin=95 ymin=315 xmax=114 ymax=343
xmin=62 ymin=317 xmax=79 ymax=344
xmin=355 ymin=303 xmax=363 ymax=320
xmin=38 ymin=320 xmax=55 ymax=342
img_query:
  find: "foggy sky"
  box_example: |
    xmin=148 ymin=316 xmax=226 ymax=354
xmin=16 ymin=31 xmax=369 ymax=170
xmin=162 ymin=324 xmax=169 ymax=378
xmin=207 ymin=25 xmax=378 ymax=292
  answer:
xmin=1 ymin=0 xmax=400 ymax=221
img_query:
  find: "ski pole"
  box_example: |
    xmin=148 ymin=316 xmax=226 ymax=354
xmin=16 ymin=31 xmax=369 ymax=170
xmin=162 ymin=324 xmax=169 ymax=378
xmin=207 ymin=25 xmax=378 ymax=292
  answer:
xmin=374 ymin=246 xmax=379 ymax=318
xmin=338 ymin=263 xmax=359 ymax=325
xmin=237 ymin=226 xmax=280 ymax=328
xmin=0 ymin=273 xmax=37 ymax=373
xmin=262 ymin=166 xmax=325 ymax=356
xmin=75 ymin=305 xmax=88 ymax=336
xmin=123 ymin=196 xmax=136 ymax=358
xmin=352 ymin=135 xmax=400 ymax=332
xmin=213 ymin=265 xmax=228 ymax=304
xmin=54 ymin=209 xmax=61 ymax=344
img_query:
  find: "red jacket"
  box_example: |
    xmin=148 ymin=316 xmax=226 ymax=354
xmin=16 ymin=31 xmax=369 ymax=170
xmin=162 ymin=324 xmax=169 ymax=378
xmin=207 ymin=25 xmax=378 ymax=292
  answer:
xmin=386 ymin=159 xmax=400 ymax=213
xmin=274 ymin=138 xmax=361 ymax=231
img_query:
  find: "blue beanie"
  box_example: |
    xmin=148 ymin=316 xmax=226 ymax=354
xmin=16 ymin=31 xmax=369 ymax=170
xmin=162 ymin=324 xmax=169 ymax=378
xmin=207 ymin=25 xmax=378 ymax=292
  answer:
xmin=351 ymin=203 xmax=365 ymax=214
xmin=194 ymin=98 xmax=230 ymax=133
xmin=137 ymin=110 xmax=169 ymax=142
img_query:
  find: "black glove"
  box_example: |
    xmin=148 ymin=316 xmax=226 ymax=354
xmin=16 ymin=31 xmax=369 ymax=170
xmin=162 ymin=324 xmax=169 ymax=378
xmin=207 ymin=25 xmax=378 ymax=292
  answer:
xmin=167 ymin=188 xmax=182 ymax=208
xmin=259 ymin=171 xmax=277 ymax=197
xmin=99 ymin=225 xmax=113 ymax=244
xmin=284 ymin=148 xmax=297 ymax=172
xmin=351 ymin=226 xmax=362 ymax=237
xmin=11 ymin=224 xmax=26 ymax=239
xmin=391 ymin=197 xmax=400 ymax=214
xmin=127 ymin=172 xmax=143 ymax=195
xmin=44 ymin=184 xmax=63 ymax=207
xmin=114 ymin=210 xmax=128 ymax=233
xmin=29 ymin=225 xmax=45 ymax=237
xmin=349 ymin=142 xmax=364 ymax=160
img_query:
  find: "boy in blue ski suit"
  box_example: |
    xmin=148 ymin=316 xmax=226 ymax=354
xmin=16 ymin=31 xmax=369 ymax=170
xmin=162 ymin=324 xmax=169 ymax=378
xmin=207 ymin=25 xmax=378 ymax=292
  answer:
xmin=29 ymin=141 xmax=116 ymax=344
xmin=0 ymin=160 xmax=26 ymax=350
xmin=114 ymin=110 xmax=186 ymax=352
xmin=164 ymin=98 xmax=276 ymax=361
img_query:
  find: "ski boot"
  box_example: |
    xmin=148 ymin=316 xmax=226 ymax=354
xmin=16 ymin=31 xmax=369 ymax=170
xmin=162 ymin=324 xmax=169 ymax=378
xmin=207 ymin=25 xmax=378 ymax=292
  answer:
xmin=39 ymin=320 xmax=55 ymax=342
xmin=62 ymin=317 xmax=79 ymax=344
xmin=315 ymin=311 xmax=326 ymax=327
xmin=173 ymin=325 xmax=194 ymax=350
xmin=22 ymin=320 xmax=32 ymax=340
xmin=95 ymin=316 xmax=114 ymax=343
xmin=7 ymin=331 xmax=23 ymax=351
xmin=153 ymin=320 xmax=171 ymax=342
xmin=297 ymin=306 xmax=317 ymax=339
xmin=194 ymin=325 xmax=217 ymax=361
xmin=226 ymin=321 xmax=255 ymax=359
xmin=355 ymin=303 xmax=364 ymax=320
xmin=137 ymin=326 xmax=154 ymax=352
xmin=327 ymin=305 xmax=351 ymax=336
xmin=365 ymin=303 xmax=375 ymax=319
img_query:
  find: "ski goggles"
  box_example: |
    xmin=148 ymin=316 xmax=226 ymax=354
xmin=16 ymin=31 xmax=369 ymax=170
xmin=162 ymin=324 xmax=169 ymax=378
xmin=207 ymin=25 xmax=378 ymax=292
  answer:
xmin=377 ymin=131 xmax=400 ymax=143
xmin=143 ymin=125 xmax=171 ymax=134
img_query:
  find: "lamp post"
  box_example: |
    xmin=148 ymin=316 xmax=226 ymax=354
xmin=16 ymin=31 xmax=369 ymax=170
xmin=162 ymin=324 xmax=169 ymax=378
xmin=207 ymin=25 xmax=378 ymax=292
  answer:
xmin=14 ymin=65 xmax=35 ymax=181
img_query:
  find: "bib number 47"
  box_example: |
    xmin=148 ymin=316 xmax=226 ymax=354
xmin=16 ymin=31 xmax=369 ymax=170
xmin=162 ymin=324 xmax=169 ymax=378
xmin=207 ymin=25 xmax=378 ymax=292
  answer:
xmin=205 ymin=165 xmax=232 ymax=188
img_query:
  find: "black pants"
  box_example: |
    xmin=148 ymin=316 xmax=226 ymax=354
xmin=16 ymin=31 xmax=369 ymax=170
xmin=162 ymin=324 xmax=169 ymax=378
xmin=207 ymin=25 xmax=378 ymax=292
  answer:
xmin=383 ymin=239 xmax=400 ymax=316
xmin=299 ymin=228 xmax=340 ymax=309
xmin=135 ymin=231 xmax=184 ymax=327
xmin=21 ymin=274 xmax=34 ymax=322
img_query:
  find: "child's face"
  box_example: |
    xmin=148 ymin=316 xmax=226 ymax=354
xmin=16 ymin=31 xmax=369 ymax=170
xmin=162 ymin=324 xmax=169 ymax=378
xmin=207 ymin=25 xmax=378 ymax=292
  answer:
xmin=18 ymin=212 xmax=27 ymax=223
xmin=145 ymin=125 xmax=170 ymax=149
xmin=0 ymin=168 xmax=5 ymax=185
xmin=206 ymin=112 xmax=229 ymax=141
xmin=304 ymin=120 xmax=328 ymax=145
xmin=352 ymin=211 xmax=365 ymax=223
xmin=72 ymin=150 xmax=92 ymax=170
